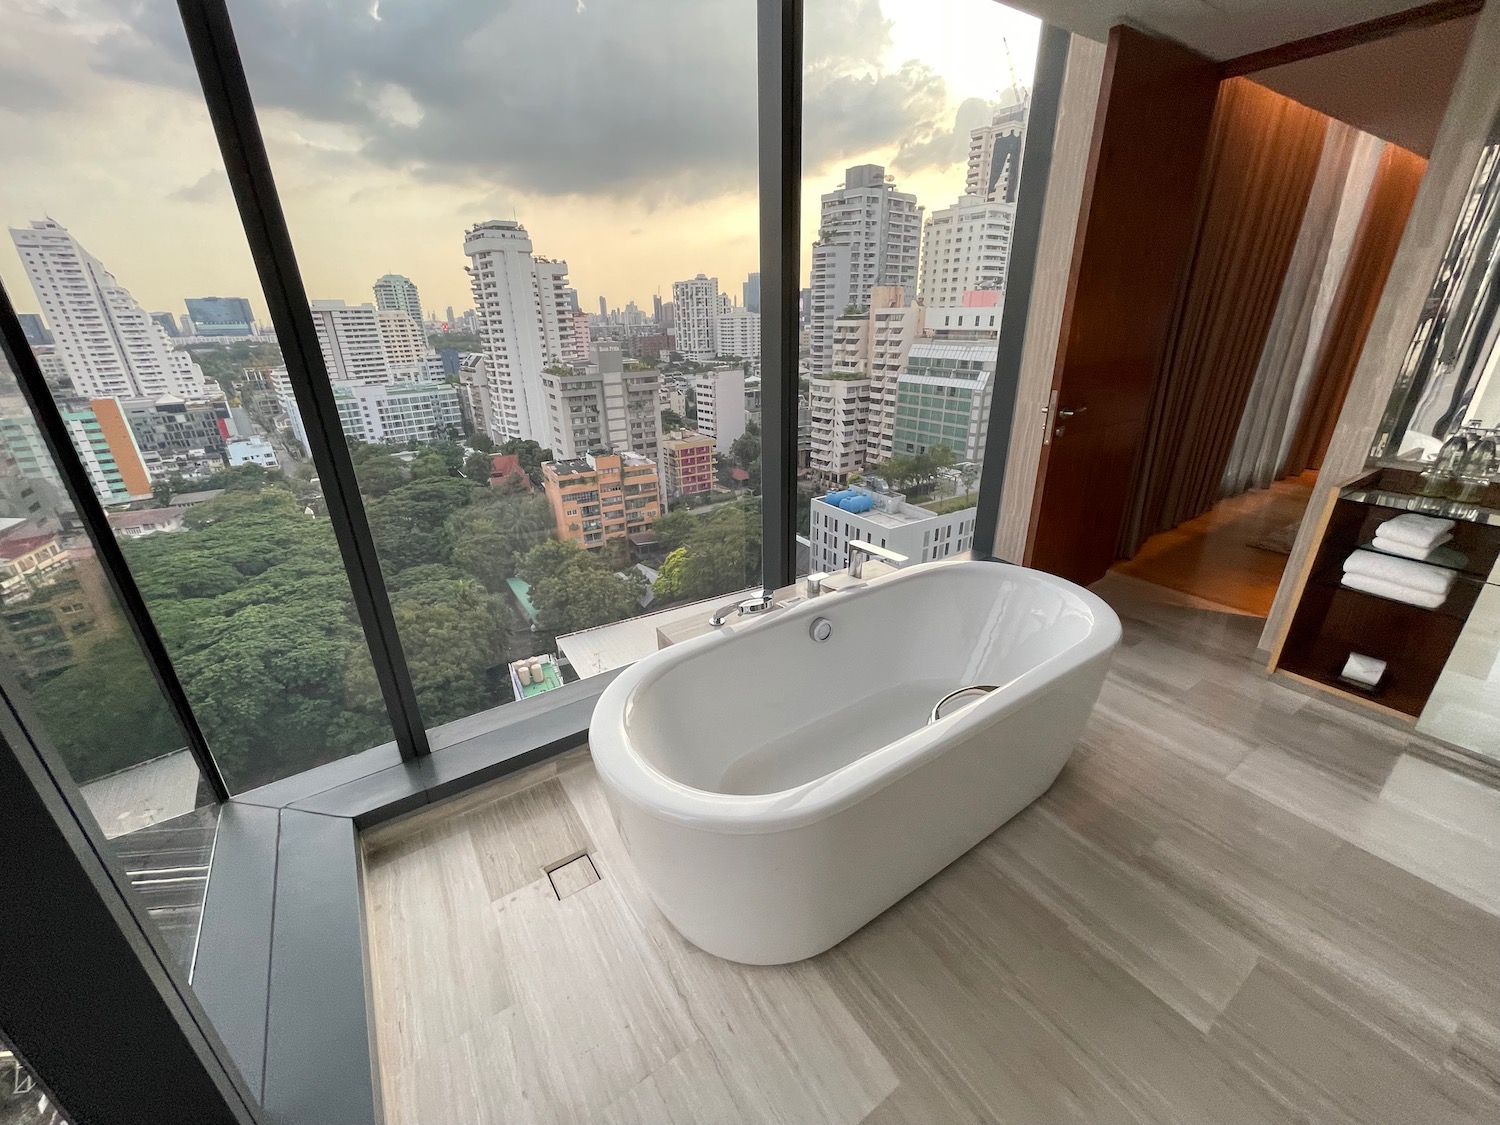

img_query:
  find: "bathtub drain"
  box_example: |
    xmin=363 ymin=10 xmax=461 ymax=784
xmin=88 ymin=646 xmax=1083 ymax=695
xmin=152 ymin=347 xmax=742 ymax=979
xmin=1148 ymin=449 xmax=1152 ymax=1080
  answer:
xmin=545 ymin=852 xmax=600 ymax=900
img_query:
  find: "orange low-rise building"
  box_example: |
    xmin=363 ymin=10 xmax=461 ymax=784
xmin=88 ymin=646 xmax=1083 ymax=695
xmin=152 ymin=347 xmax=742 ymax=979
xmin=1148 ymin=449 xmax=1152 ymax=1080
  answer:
xmin=658 ymin=429 xmax=715 ymax=499
xmin=543 ymin=450 xmax=661 ymax=552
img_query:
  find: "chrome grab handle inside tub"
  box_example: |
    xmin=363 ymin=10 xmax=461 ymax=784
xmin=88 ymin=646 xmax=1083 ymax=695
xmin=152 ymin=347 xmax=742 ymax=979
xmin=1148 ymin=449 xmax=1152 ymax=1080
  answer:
xmin=929 ymin=685 xmax=999 ymax=724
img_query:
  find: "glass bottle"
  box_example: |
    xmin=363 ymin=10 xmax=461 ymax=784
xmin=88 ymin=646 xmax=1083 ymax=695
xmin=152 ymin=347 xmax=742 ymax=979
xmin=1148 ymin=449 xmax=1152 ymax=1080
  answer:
xmin=1458 ymin=424 xmax=1500 ymax=502
xmin=1425 ymin=427 xmax=1473 ymax=497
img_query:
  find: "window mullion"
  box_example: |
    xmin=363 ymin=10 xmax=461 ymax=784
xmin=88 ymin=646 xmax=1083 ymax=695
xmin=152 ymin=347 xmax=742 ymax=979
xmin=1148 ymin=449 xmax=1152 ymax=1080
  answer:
xmin=174 ymin=0 xmax=430 ymax=759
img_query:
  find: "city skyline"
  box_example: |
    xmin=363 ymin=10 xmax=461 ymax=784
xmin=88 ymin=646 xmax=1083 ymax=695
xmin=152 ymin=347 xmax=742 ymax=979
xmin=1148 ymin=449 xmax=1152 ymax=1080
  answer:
xmin=0 ymin=0 xmax=1040 ymax=322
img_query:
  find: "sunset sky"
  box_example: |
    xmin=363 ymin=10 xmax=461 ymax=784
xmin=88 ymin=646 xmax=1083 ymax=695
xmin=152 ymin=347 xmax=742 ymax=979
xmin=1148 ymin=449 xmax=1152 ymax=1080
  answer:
xmin=0 ymin=0 xmax=1040 ymax=324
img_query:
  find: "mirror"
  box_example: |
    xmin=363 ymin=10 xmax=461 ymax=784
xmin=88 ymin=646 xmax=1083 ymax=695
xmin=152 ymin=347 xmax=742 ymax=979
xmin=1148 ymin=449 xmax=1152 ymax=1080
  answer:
xmin=1372 ymin=114 xmax=1500 ymax=465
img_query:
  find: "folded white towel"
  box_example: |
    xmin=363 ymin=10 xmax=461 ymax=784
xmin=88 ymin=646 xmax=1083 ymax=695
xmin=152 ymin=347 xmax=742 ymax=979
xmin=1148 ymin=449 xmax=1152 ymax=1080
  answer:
xmin=1342 ymin=549 xmax=1455 ymax=596
xmin=1377 ymin=512 xmax=1456 ymax=550
xmin=1372 ymin=530 xmax=1452 ymax=560
xmin=1340 ymin=653 xmax=1387 ymax=686
xmin=1341 ymin=572 xmax=1447 ymax=609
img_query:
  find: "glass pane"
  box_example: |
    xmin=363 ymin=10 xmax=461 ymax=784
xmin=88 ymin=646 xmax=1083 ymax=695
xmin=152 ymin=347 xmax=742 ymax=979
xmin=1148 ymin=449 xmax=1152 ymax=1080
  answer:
xmin=229 ymin=0 xmax=761 ymax=721
xmin=801 ymin=0 xmax=1039 ymax=569
xmin=0 ymin=1 xmax=395 ymax=791
xmin=0 ymin=1029 xmax=68 ymax=1125
xmin=0 ymin=346 xmax=214 ymax=971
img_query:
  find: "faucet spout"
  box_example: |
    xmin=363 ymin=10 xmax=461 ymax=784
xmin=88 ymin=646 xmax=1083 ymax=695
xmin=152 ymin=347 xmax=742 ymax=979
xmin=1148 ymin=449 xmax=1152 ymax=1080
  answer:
xmin=709 ymin=590 xmax=777 ymax=627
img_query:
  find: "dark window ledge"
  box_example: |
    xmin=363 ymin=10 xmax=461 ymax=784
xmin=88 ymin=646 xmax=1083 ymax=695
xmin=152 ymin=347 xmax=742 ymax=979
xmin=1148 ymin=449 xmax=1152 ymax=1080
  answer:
xmin=195 ymin=668 xmax=618 ymax=1124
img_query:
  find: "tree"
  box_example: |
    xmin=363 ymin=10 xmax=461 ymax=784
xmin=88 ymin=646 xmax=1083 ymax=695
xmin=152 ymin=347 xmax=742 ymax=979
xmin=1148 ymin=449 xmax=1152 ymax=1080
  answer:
xmin=428 ymin=331 xmax=482 ymax=352
xmin=959 ymin=460 xmax=981 ymax=496
xmin=653 ymin=547 xmax=688 ymax=601
xmin=661 ymin=407 xmax=686 ymax=431
xmin=464 ymin=451 xmax=494 ymax=482
xmin=470 ymin=432 xmax=496 ymax=453
xmin=345 ymin=569 xmax=510 ymax=725
xmin=449 ymin=494 xmax=554 ymax=591
xmin=651 ymin=508 xmax=698 ymax=554
xmin=31 ymin=635 xmax=185 ymax=783
xmin=349 ymin=442 xmax=408 ymax=497
xmin=729 ymin=424 xmax=761 ymax=493
xmin=409 ymin=441 xmax=466 ymax=480
xmin=364 ymin=477 xmax=476 ymax=570
xmin=651 ymin=500 xmax=760 ymax=603
xmin=497 ymin=438 xmax=552 ymax=487
xmin=517 ymin=539 xmax=643 ymax=634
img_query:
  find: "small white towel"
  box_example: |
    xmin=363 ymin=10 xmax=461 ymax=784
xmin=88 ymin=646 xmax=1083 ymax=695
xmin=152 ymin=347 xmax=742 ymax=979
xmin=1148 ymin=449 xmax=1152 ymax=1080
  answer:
xmin=1342 ymin=549 xmax=1455 ymax=596
xmin=1341 ymin=572 xmax=1447 ymax=609
xmin=1377 ymin=512 xmax=1456 ymax=550
xmin=1372 ymin=530 xmax=1452 ymax=560
xmin=1340 ymin=653 xmax=1386 ymax=687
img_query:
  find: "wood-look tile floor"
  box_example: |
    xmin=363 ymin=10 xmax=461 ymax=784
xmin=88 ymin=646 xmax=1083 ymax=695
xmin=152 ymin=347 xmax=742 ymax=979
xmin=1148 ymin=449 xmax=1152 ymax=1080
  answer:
xmin=1111 ymin=473 xmax=1317 ymax=617
xmin=363 ymin=575 xmax=1500 ymax=1124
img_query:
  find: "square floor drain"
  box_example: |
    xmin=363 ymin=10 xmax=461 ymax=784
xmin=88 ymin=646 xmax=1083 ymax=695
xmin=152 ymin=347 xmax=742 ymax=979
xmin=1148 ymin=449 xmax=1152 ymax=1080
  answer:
xmin=546 ymin=853 xmax=599 ymax=900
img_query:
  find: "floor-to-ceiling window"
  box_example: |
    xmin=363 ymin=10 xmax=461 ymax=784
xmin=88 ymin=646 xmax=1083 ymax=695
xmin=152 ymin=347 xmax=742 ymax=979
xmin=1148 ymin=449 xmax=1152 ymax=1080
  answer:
xmin=800 ymin=0 xmax=1040 ymax=565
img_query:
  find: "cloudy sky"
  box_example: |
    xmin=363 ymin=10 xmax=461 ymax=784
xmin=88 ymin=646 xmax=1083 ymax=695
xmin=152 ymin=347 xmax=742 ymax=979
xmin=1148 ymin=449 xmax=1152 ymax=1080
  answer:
xmin=0 ymin=0 xmax=1039 ymax=323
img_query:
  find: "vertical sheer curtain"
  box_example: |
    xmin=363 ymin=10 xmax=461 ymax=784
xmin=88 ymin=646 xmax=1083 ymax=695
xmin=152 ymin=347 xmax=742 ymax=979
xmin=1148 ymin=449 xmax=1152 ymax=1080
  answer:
xmin=1120 ymin=79 xmax=1329 ymax=558
xmin=1221 ymin=126 xmax=1383 ymax=494
xmin=1283 ymin=143 xmax=1427 ymax=474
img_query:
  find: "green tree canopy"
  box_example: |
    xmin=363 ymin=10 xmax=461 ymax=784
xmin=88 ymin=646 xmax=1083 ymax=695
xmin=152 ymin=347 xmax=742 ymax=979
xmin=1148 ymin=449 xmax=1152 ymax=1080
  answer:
xmin=517 ymin=539 xmax=644 ymax=635
xmin=651 ymin=500 xmax=761 ymax=604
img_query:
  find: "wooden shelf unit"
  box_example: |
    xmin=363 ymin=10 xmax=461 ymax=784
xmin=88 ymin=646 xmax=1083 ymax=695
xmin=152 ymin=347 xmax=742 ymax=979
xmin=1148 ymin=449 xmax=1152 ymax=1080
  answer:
xmin=1273 ymin=470 xmax=1500 ymax=718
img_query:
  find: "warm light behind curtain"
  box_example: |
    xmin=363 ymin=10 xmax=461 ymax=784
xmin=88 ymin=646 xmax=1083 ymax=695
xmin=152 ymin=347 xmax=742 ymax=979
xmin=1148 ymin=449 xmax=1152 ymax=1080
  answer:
xmin=1220 ymin=124 xmax=1381 ymax=496
xmin=1284 ymin=144 xmax=1428 ymax=473
xmin=1119 ymin=79 xmax=1329 ymax=558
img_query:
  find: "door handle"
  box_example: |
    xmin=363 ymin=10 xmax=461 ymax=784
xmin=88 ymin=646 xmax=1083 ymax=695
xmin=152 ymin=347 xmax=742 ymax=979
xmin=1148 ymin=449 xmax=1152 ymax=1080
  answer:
xmin=1057 ymin=406 xmax=1087 ymax=418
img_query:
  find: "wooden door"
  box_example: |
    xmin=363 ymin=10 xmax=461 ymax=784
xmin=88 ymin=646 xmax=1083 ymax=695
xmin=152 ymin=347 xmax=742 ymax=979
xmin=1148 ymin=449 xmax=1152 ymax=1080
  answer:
xmin=1024 ymin=26 xmax=1220 ymax=585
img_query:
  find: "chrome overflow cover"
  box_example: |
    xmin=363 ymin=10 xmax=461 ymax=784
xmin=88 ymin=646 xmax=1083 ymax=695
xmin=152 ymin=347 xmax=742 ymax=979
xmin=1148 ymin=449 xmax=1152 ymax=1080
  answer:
xmin=809 ymin=617 xmax=833 ymax=643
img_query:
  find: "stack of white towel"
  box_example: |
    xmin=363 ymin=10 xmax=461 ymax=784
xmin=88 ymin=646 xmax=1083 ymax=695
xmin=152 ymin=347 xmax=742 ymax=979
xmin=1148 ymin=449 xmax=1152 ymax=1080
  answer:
xmin=1371 ymin=512 xmax=1455 ymax=560
xmin=1341 ymin=545 xmax=1456 ymax=609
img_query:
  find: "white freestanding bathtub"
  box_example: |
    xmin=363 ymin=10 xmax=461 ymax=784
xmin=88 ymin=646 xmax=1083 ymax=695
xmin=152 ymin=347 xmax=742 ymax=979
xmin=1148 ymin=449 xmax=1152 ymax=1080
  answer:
xmin=589 ymin=559 xmax=1121 ymax=964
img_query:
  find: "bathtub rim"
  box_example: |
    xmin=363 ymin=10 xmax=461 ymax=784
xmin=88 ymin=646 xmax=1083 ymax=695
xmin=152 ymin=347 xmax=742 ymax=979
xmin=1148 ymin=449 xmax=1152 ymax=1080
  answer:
xmin=588 ymin=559 xmax=1121 ymax=835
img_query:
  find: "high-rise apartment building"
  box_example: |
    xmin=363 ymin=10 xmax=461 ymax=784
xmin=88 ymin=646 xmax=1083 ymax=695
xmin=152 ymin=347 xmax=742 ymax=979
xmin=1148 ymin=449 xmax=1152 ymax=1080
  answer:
xmin=372 ymin=273 xmax=423 ymax=322
xmin=538 ymin=343 xmax=662 ymax=462
xmin=671 ymin=275 xmax=724 ymax=362
xmin=464 ymin=220 xmax=578 ymax=442
xmin=919 ymin=196 xmax=1016 ymax=305
xmin=543 ymin=451 xmax=661 ymax=552
xmin=715 ymin=307 xmax=760 ymax=361
xmin=65 ymin=399 xmax=154 ymax=503
xmin=808 ymin=374 xmax=872 ymax=484
xmin=808 ymin=166 xmax=922 ymax=373
xmin=376 ymin=309 xmax=443 ymax=380
xmin=658 ymin=429 xmax=715 ymax=499
xmin=598 ymin=295 xmax=608 ymax=319
xmin=119 ymin=395 xmax=234 ymax=480
xmin=822 ymin=285 xmax=923 ymax=466
xmin=455 ymin=354 xmax=491 ymax=437
xmin=310 ymin=300 xmax=441 ymax=385
xmin=693 ymin=366 xmax=746 ymax=454
xmin=743 ymin=272 xmax=761 ymax=313
xmin=184 ymin=296 xmax=255 ymax=336
xmin=966 ymin=87 xmax=1028 ymax=203
xmin=568 ymin=310 xmax=591 ymax=365
xmin=17 ymin=313 xmax=51 ymax=347
xmin=309 ymin=300 xmax=390 ymax=384
xmin=534 ymin=258 xmax=584 ymax=366
xmin=276 ymin=372 xmax=460 ymax=448
xmin=11 ymin=219 xmax=213 ymax=400
xmin=893 ymin=341 xmax=997 ymax=464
